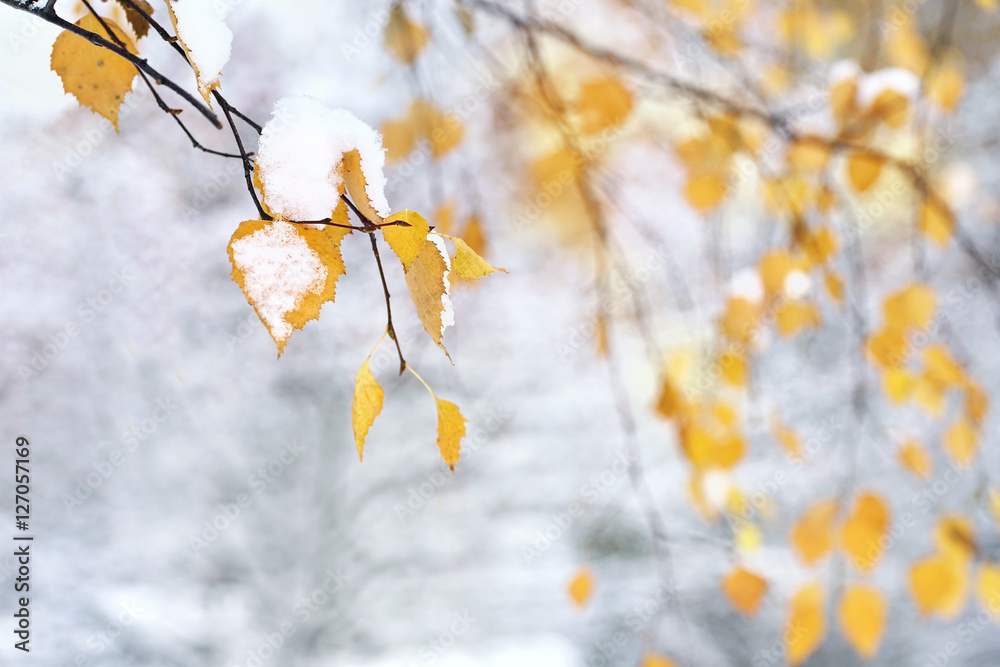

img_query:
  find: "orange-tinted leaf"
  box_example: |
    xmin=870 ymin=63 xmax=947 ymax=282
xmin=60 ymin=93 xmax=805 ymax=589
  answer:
xmin=842 ymin=492 xmax=891 ymax=573
xmin=722 ymin=566 xmax=768 ymax=616
xmin=568 ymin=568 xmax=595 ymax=607
xmin=847 ymin=152 xmax=884 ymax=193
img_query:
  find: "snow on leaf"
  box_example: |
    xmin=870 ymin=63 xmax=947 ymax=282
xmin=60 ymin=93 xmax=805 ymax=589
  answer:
xmin=228 ymin=220 xmax=349 ymax=356
xmin=384 ymin=5 xmax=429 ymax=63
xmin=50 ymin=15 xmax=138 ymax=131
xmin=352 ymin=358 xmax=384 ymax=462
xmin=568 ymin=568 xmax=594 ymax=607
xmin=443 ymin=234 xmax=506 ymax=279
xmin=841 ymin=492 xmax=890 ymax=573
xmin=404 ymin=236 xmax=455 ymax=358
xmin=792 ymin=499 xmax=838 ymax=565
xmin=383 ymin=210 xmax=430 ymax=271
xmin=165 ymin=0 xmax=232 ymax=103
xmin=435 ymin=397 xmax=466 ymax=471
xmin=839 ymin=584 xmax=887 ymax=659
xmin=721 ymin=566 xmax=767 ymax=616
xmin=115 ymin=0 xmax=154 ymax=40
xmin=255 ymin=96 xmax=389 ymax=222
xmin=785 ymin=583 xmax=826 ymax=666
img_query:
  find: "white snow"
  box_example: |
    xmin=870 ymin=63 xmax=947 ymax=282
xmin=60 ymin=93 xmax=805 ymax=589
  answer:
xmin=229 ymin=220 xmax=327 ymax=343
xmin=168 ymin=0 xmax=233 ymax=100
xmin=255 ymin=95 xmax=390 ymax=221
xmin=729 ymin=267 xmax=764 ymax=303
xmin=828 ymin=59 xmax=860 ymax=87
xmin=431 ymin=234 xmax=456 ymax=337
xmin=857 ymin=67 xmax=921 ymax=109
xmin=782 ymin=270 xmax=812 ymax=299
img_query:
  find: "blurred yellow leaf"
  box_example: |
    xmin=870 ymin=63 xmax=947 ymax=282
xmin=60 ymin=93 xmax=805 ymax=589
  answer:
xmin=884 ymin=283 xmax=936 ymax=331
xmin=898 ymin=440 xmax=933 ymax=480
xmin=786 ymin=583 xmax=826 ymax=666
xmin=928 ymin=63 xmax=965 ymax=111
xmin=352 ymin=358 xmax=383 ymax=461
xmin=883 ymin=367 xmax=916 ymax=403
xmin=776 ymin=302 xmax=821 ymax=337
xmin=977 ymin=564 xmax=1000 ymax=615
xmin=935 ymin=516 xmax=977 ymax=562
xmin=944 ymin=417 xmax=978 ymax=467
xmin=685 ymin=172 xmax=728 ymax=212
xmin=847 ymin=153 xmax=884 ymax=193
xmin=792 ymin=499 xmax=838 ymax=565
xmin=722 ymin=566 xmax=768 ymax=616
xmin=719 ymin=351 xmax=748 ymax=386
xmin=383 ymin=210 xmax=431 ymax=271
xmin=839 ymin=584 xmax=887 ymax=659
xmin=50 ymin=15 xmax=138 ymax=131
xmin=924 ymin=345 xmax=966 ymax=386
xmin=825 ymin=271 xmax=845 ymax=304
xmin=382 ymin=100 xmax=464 ymax=161
xmin=640 ymin=654 xmax=679 ymax=667
xmin=568 ymin=568 xmax=595 ymax=607
xmin=869 ymin=89 xmax=910 ymax=128
xmin=910 ymin=554 xmax=969 ymax=618
xmin=575 ymin=76 xmax=633 ymax=134
xmin=384 ymin=5 xmax=429 ymax=63
xmin=842 ymin=492 xmax=891 ymax=573
xmin=920 ymin=197 xmax=955 ymax=245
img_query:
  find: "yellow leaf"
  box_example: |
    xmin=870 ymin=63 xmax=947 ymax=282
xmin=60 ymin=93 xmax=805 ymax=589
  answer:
xmin=568 ymin=568 xmax=594 ymax=607
xmin=50 ymin=15 xmax=138 ymax=131
xmin=383 ymin=210 xmax=431 ymax=271
xmin=839 ymin=584 xmax=887 ymax=659
xmin=869 ymin=89 xmax=910 ymax=128
xmin=735 ymin=522 xmax=763 ymax=554
xmin=898 ymin=440 xmax=932 ymax=480
xmin=847 ymin=152 xmax=884 ymax=193
xmin=352 ymin=359 xmax=383 ymax=461
xmin=722 ymin=566 xmax=768 ymax=616
xmin=228 ymin=220 xmax=349 ymax=356
xmin=976 ymin=563 xmax=1000 ymax=615
xmin=654 ymin=376 xmax=688 ymax=420
xmin=910 ymin=554 xmax=969 ymax=618
xmin=776 ymin=302 xmax=821 ymax=337
xmin=920 ymin=197 xmax=955 ymax=245
xmin=164 ymin=1 xmax=226 ymax=102
xmin=720 ymin=297 xmax=762 ymax=343
xmin=801 ymin=227 xmax=838 ymax=265
xmin=640 ymin=654 xmax=678 ymax=667
xmin=384 ymin=5 xmax=429 ymax=63
xmin=830 ymin=75 xmax=858 ymax=124
xmin=414 ymin=100 xmax=464 ymax=158
xmin=773 ymin=421 xmax=802 ymax=458
xmin=913 ymin=373 xmax=947 ymax=416
xmin=342 ymin=148 xmax=385 ymax=225
xmin=576 ymin=76 xmax=633 ymax=134
xmin=944 ymin=417 xmax=978 ymax=467
xmin=884 ymin=283 xmax=936 ymax=331
xmin=825 ymin=271 xmax=844 ymax=304
xmin=404 ymin=236 xmax=454 ymax=357
xmin=883 ymin=367 xmax=916 ymax=403
xmin=381 ymin=117 xmax=418 ymax=162
xmin=965 ymin=381 xmax=989 ymax=424
xmin=719 ymin=351 xmax=748 ymax=386
xmin=445 ymin=235 xmax=506 ymax=279
xmin=935 ymin=515 xmax=978 ymax=562
xmin=841 ymin=492 xmax=891 ymax=573
xmin=786 ymin=583 xmax=826 ymax=666
xmin=924 ymin=345 xmax=966 ymax=386
xmin=115 ymin=0 xmax=153 ymax=40
xmin=867 ymin=326 xmax=908 ymax=368
xmin=435 ymin=397 xmax=466 ymax=470
xmin=684 ymin=172 xmax=728 ymax=212
xmin=787 ymin=136 xmax=830 ymax=172
xmin=461 ymin=215 xmax=487 ymax=256
xmin=928 ymin=63 xmax=965 ymax=111
xmin=792 ymin=500 xmax=838 ymax=565
xmin=990 ymin=490 xmax=1000 ymax=528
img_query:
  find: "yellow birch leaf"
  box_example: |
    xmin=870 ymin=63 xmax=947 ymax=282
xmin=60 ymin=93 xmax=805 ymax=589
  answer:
xmin=575 ymin=76 xmax=633 ymax=134
xmin=342 ymin=148 xmax=385 ymax=225
xmin=722 ymin=566 xmax=768 ymax=616
xmin=412 ymin=100 xmax=464 ymax=158
xmin=944 ymin=417 xmax=978 ymax=467
xmin=228 ymin=220 xmax=349 ymax=356
xmin=776 ymin=302 xmax=821 ymax=337
xmin=924 ymin=345 xmax=966 ymax=386
xmin=568 ymin=568 xmax=594 ymax=607
xmin=435 ymin=397 xmax=466 ymax=470
xmin=404 ymin=236 xmax=455 ymax=357
xmin=913 ymin=374 xmax=947 ymax=416
xmin=50 ymin=15 xmax=138 ymax=131
xmin=928 ymin=63 xmax=965 ymax=111
xmin=867 ymin=326 xmax=908 ymax=368
xmin=965 ymin=381 xmax=989 ymax=424
xmin=884 ymin=283 xmax=936 ymax=330
xmin=787 ymin=136 xmax=830 ymax=172
xmin=735 ymin=522 xmax=763 ymax=554
xmin=654 ymin=376 xmax=688 ymax=420
xmin=898 ymin=440 xmax=933 ymax=480
xmin=685 ymin=172 xmax=728 ymax=212
xmin=164 ymin=0 xmax=229 ymax=102
xmin=434 ymin=200 xmax=455 ymax=234
xmin=847 ymin=153 xmax=884 ymax=193
xmin=935 ymin=515 xmax=977 ymax=562
xmin=839 ymin=585 xmax=887 ymax=659
xmin=976 ymin=563 xmax=1000 ymax=615
xmin=883 ymin=367 xmax=916 ymax=403
xmin=870 ymin=89 xmax=909 ymax=128
xmin=786 ymin=583 xmax=826 ymax=666
xmin=719 ymin=351 xmax=748 ymax=386
xmin=384 ymin=5 xmax=428 ymax=63
xmin=910 ymin=554 xmax=969 ymax=618
xmin=830 ymin=76 xmax=858 ymax=124
xmin=825 ymin=271 xmax=845 ymax=304
xmin=920 ymin=197 xmax=955 ymax=245
xmin=792 ymin=500 xmax=838 ymax=565
xmin=352 ymin=359 xmax=383 ymax=461
xmin=444 ymin=234 xmax=506 ymax=279
xmin=842 ymin=492 xmax=891 ymax=573
xmin=640 ymin=655 xmax=678 ymax=667
xmin=461 ymin=215 xmax=487 ymax=256
xmin=115 ymin=0 xmax=153 ymax=40
xmin=383 ymin=210 xmax=430 ymax=271
xmin=720 ymin=297 xmax=762 ymax=343
xmin=381 ymin=116 xmax=418 ymax=162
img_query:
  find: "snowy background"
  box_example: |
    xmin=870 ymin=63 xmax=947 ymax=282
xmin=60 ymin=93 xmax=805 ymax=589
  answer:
xmin=1 ymin=0 xmax=1000 ymax=665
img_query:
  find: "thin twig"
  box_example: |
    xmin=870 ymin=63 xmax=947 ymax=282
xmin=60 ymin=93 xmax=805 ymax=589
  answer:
xmin=214 ymin=90 xmax=268 ymax=219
